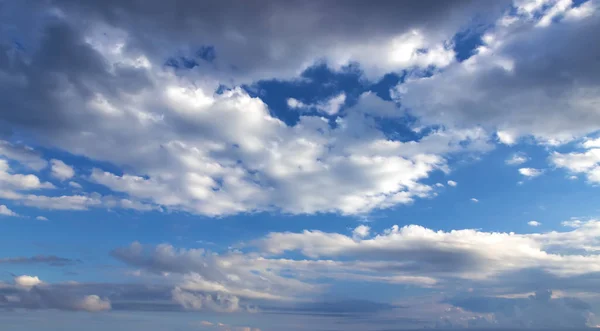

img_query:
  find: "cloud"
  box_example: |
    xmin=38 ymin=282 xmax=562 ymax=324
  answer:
xmin=257 ymin=220 xmax=600 ymax=280
xmin=397 ymin=0 xmax=600 ymax=145
xmin=35 ymin=216 xmax=48 ymax=221
xmin=448 ymin=290 xmax=593 ymax=328
xmin=528 ymin=220 xmax=541 ymax=227
xmin=0 ymin=159 xmax=54 ymax=190
xmin=0 ymin=276 xmax=111 ymax=312
xmin=470 ymin=198 xmax=479 ymax=203
xmin=552 ymin=138 xmax=600 ymax=183
xmin=42 ymin=0 xmax=507 ymax=83
xmin=447 ymin=180 xmax=457 ymax=187
xmin=0 ymin=255 xmax=81 ymax=266
xmin=352 ymin=225 xmax=371 ymax=239
xmin=518 ymin=167 xmax=543 ymax=178
xmin=76 ymin=295 xmax=112 ymax=312
xmin=0 ymin=1 xmax=503 ymax=217
xmin=50 ymin=159 xmax=75 ymax=180
xmin=288 ymin=93 xmax=347 ymax=115
xmin=172 ymin=287 xmax=240 ymax=312
xmin=0 ymin=140 xmax=47 ymax=171
xmin=0 ymin=204 xmax=18 ymax=216
xmin=505 ymin=152 xmax=528 ymax=165
xmin=14 ymin=275 xmax=43 ymax=288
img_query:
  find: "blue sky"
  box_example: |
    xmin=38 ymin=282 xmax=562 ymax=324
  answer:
xmin=2 ymin=0 xmax=600 ymax=330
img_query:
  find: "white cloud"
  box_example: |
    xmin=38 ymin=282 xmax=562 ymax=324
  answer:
xmin=68 ymin=181 xmax=82 ymax=189
xmin=0 ymin=159 xmax=54 ymax=191
xmin=14 ymin=275 xmax=42 ymax=288
xmin=552 ymin=144 xmax=600 ymax=183
xmin=528 ymin=220 xmax=541 ymax=227
xmin=447 ymin=180 xmax=457 ymax=187
xmin=0 ymin=204 xmax=18 ymax=217
xmin=287 ymin=93 xmax=346 ymax=115
xmin=470 ymin=198 xmax=479 ymax=203
xmin=506 ymin=153 xmax=529 ymax=165
xmin=257 ymin=220 xmax=600 ymax=279
xmin=50 ymin=159 xmax=75 ymax=181
xmin=0 ymin=141 xmax=47 ymax=171
xmin=35 ymin=216 xmax=48 ymax=221
xmin=76 ymin=295 xmax=111 ymax=312
xmin=497 ymin=130 xmax=517 ymax=145
xmin=562 ymin=219 xmax=584 ymax=228
xmin=519 ymin=167 xmax=543 ymax=177
xmin=435 ymin=182 xmax=444 ymax=188
xmin=352 ymin=225 xmax=371 ymax=239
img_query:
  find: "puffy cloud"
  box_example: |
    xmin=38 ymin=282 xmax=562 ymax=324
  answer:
xmin=447 ymin=180 xmax=457 ymax=187
xmin=518 ymin=167 xmax=543 ymax=177
xmin=528 ymin=220 xmax=541 ymax=227
xmin=0 ymin=140 xmax=47 ymax=171
xmin=0 ymin=204 xmax=18 ymax=216
xmin=288 ymin=93 xmax=346 ymax=115
xmin=470 ymin=198 xmax=479 ymax=203
xmin=552 ymin=138 xmax=600 ymax=183
xmin=0 ymin=1 xmax=502 ymax=217
xmin=50 ymin=159 xmax=75 ymax=180
xmin=397 ymin=0 xmax=600 ymax=145
xmin=257 ymin=220 xmax=600 ymax=279
xmin=35 ymin=216 xmax=48 ymax=221
xmin=0 ymin=159 xmax=54 ymax=190
xmin=505 ymin=152 xmax=528 ymax=165
xmin=352 ymin=225 xmax=371 ymax=239
xmin=76 ymin=295 xmax=111 ymax=312
xmin=14 ymin=275 xmax=43 ymax=288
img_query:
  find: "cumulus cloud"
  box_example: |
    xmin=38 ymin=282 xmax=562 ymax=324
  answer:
xmin=470 ymin=198 xmax=479 ymax=203
xmin=0 ymin=204 xmax=18 ymax=216
xmin=397 ymin=0 xmax=600 ymax=145
xmin=0 ymin=141 xmax=47 ymax=171
xmin=505 ymin=152 xmax=528 ymax=165
xmin=50 ymin=159 xmax=75 ymax=180
xmin=0 ymin=0 xmax=504 ymax=217
xmin=552 ymin=137 xmax=600 ymax=183
xmin=352 ymin=225 xmax=371 ymax=239
xmin=528 ymin=220 xmax=541 ymax=227
xmin=35 ymin=216 xmax=48 ymax=221
xmin=0 ymin=159 xmax=54 ymax=191
xmin=288 ymin=93 xmax=347 ymax=115
xmin=519 ymin=167 xmax=543 ymax=178
xmin=447 ymin=180 xmax=457 ymax=187
xmin=14 ymin=275 xmax=43 ymax=288
xmin=257 ymin=220 xmax=600 ymax=279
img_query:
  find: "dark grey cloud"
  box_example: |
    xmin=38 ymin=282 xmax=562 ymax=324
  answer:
xmin=49 ymin=0 xmax=509 ymax=81
xmin=0 ymin=255 xmax=82 ymax=266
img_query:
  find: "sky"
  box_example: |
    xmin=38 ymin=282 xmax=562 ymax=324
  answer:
xmin=1 ymin=0 xmax=600 ymax=330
